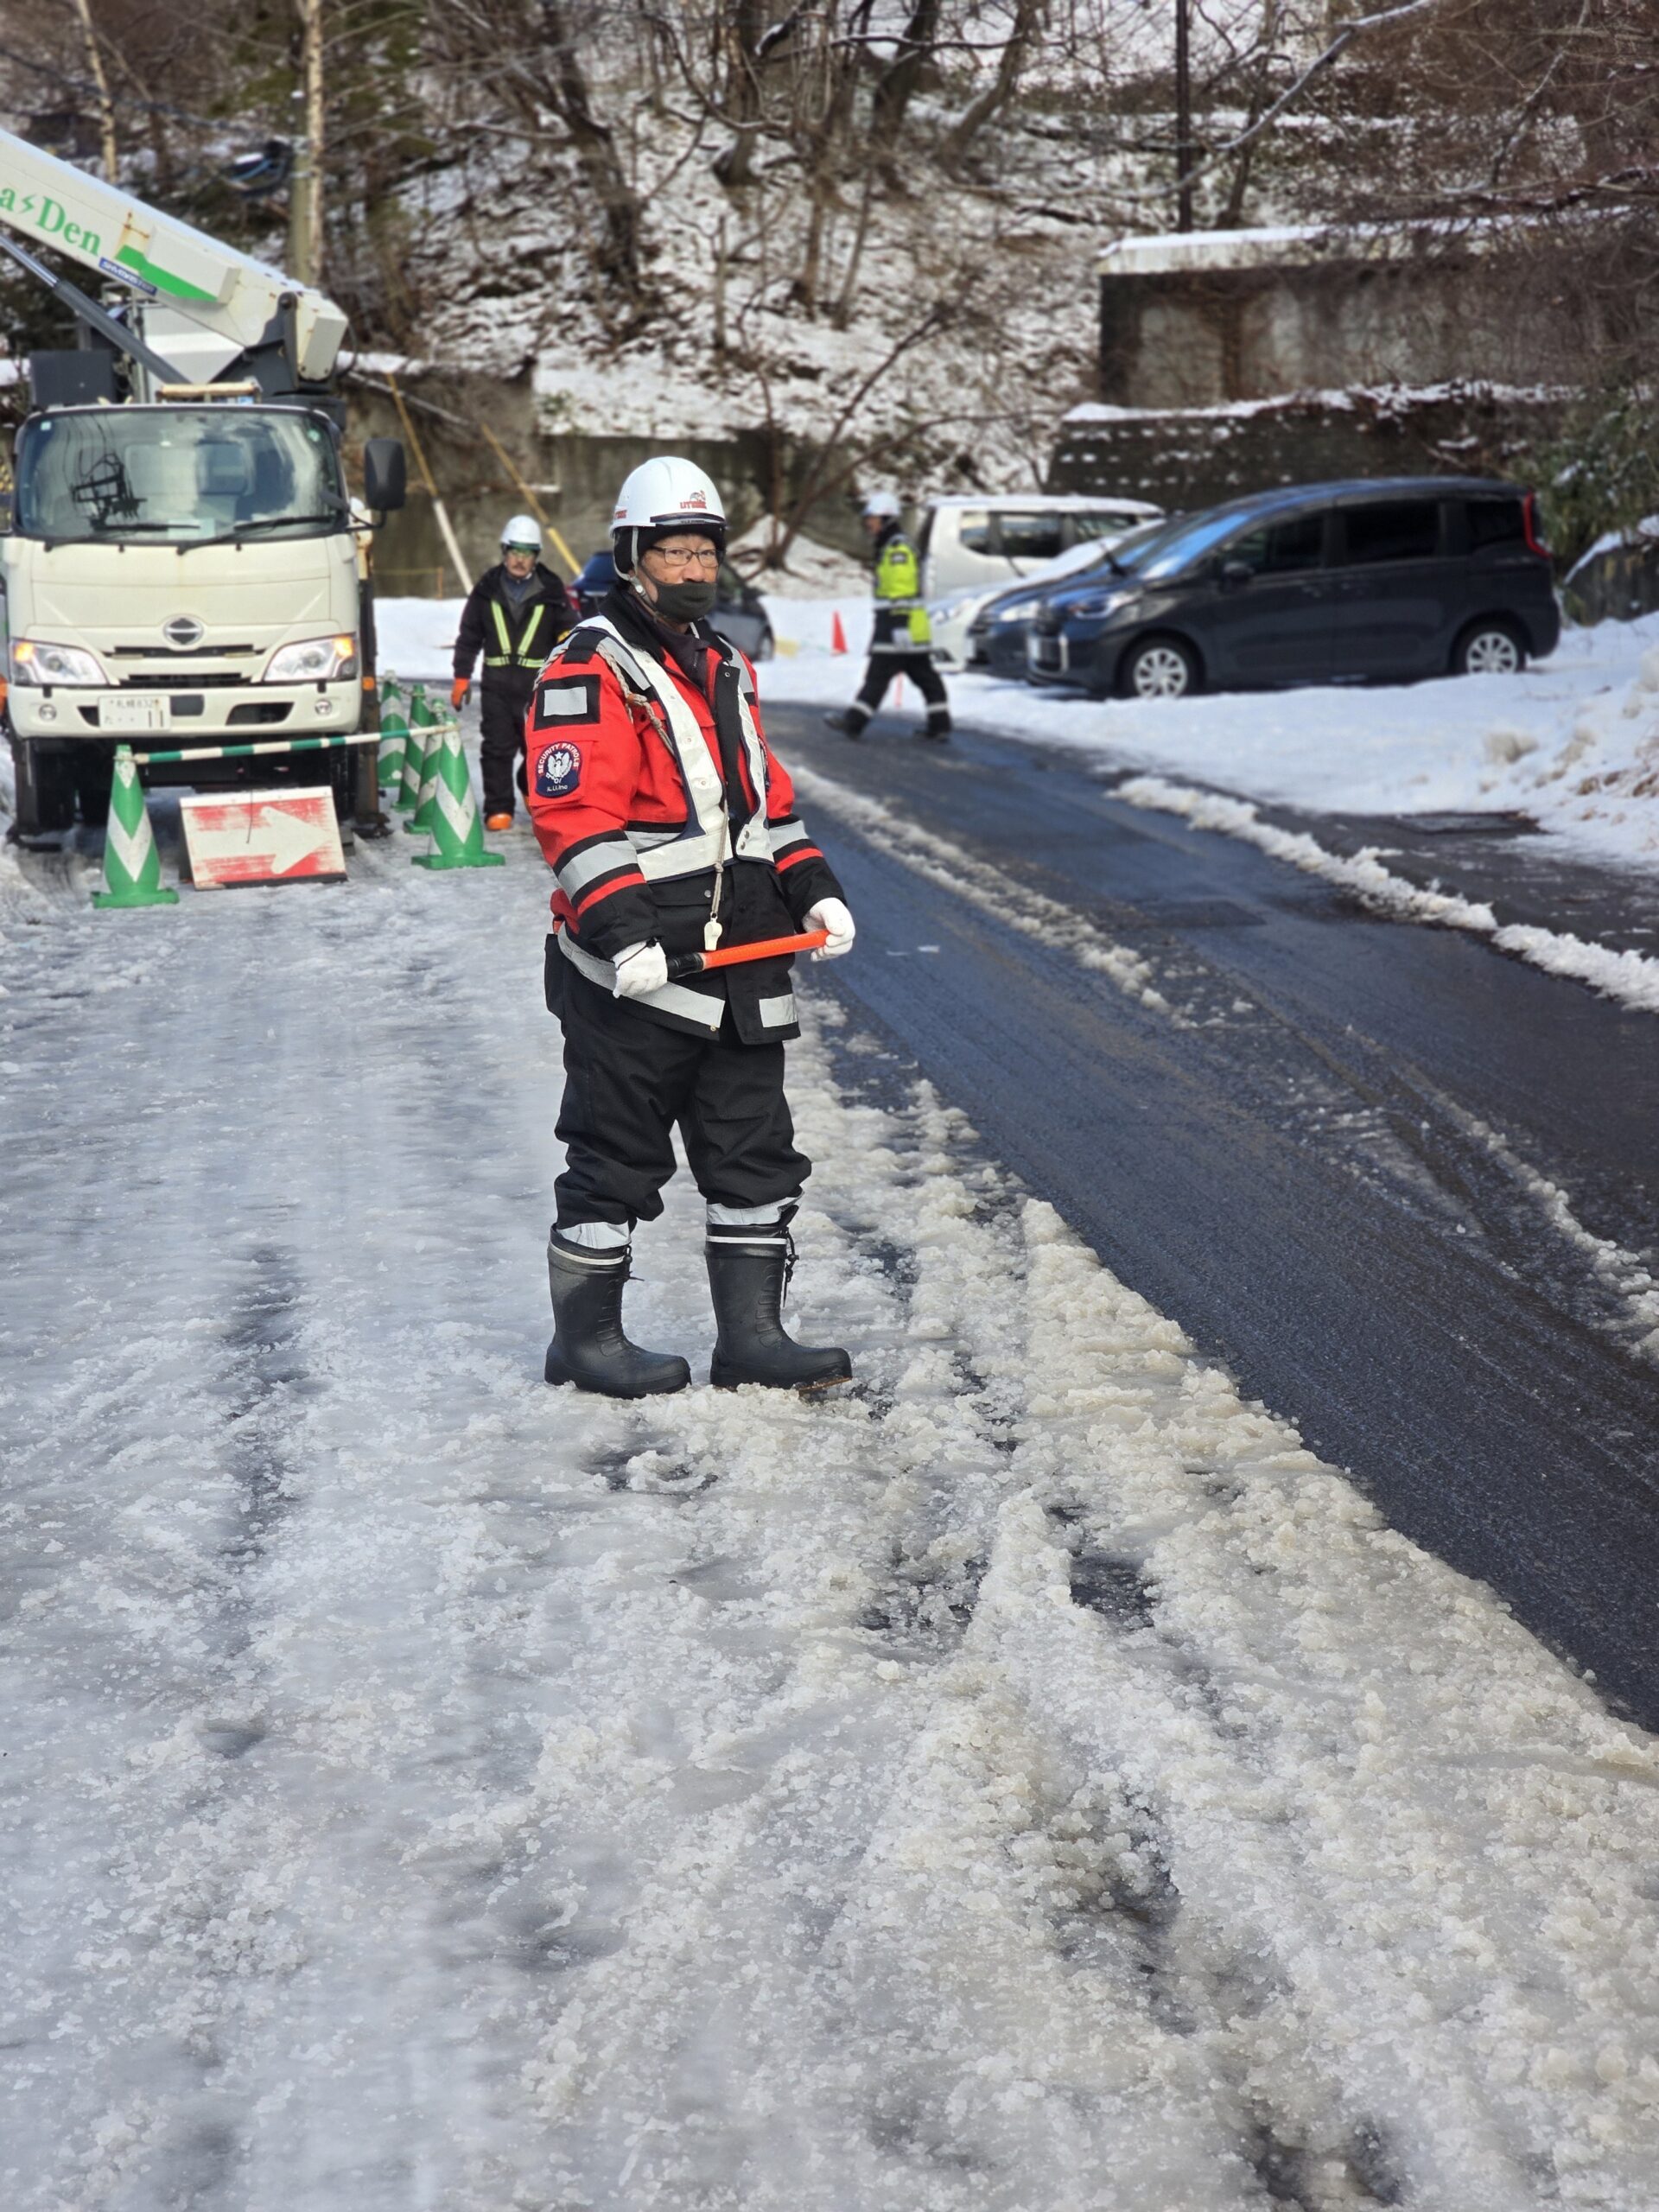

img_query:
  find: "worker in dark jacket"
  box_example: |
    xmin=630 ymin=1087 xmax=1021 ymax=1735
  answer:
xmin=452 ymin=516 xmax=574 ymax=829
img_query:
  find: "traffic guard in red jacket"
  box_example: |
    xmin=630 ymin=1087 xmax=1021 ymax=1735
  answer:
xmin=526 ymin=456 xmax=856 ymax=1398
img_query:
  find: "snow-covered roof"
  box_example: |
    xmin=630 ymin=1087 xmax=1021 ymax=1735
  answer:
xmin=1097 ymin=215 xmax=1545 ymax=280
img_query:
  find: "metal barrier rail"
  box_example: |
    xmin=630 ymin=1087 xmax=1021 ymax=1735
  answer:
xmin=128 ymin=725 xmax=457 ymax=766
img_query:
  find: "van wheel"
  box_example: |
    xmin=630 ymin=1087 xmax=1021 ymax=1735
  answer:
xmin=1119 ymin=635 xmax=1200 ymax=700
xmin=1453 ymin=620 xmax=1526 ymax=677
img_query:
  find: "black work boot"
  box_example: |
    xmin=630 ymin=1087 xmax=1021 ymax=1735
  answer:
xmin=706 ymin=1217 xmax=852 ymax=1392
xmin=924 ymin=705 xmax=952 ymax=742
xmin=544 ymin=1235 xmax=690 ymax=1398
xmin=823 ymin=708 xmax=869 ymax=740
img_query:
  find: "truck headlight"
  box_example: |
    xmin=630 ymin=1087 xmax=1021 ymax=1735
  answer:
xmin=264 ymin=634 xmax=359 ymax=683
xmin=10 ymin=639 xmax=109 ymax=686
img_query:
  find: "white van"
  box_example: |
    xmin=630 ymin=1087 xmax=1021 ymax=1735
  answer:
xmin=918 ymin=493 xmax=1164 ymax=600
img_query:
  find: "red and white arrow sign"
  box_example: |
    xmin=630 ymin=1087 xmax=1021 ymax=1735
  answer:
xmin=180 ymin=788 xmax=346 ymax=889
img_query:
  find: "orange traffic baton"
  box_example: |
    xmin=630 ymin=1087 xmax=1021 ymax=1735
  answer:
xmin=665 ymin=930 xmax=828 ymax=980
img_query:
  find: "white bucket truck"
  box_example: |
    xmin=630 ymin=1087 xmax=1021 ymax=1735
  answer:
xmin=0 ymin=125 xmax=405 ymax=842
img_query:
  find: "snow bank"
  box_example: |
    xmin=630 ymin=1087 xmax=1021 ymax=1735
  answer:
xmin=1117 ymin=776 xmax=1659 ymax=1016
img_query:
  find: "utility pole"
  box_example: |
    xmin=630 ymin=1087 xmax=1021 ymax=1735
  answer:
xmin=1174 ymin=0 xmax=1195 ymax=232
xmin=287 ymin=0 xmax=325 ymax=284
xmin=67 ymin=0 xmax=118 ymax=184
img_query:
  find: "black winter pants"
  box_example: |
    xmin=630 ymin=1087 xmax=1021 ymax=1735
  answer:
xmin=551 ymin=963 xmax=810 ymax=1230
xmin=480 ymin=684 xmax=533 ymax=817
xmin=855 ymin=649 xmax=948 ymax=715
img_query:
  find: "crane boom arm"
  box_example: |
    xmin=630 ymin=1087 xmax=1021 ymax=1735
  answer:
xmin=0 ymin=124 xmax=346 ymax=382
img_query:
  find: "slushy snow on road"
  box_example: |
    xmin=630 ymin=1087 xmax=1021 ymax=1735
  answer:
xmin=3 ymin=812 xmax=1657 ymax=2210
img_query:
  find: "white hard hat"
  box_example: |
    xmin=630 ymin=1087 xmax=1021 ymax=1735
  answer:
xmin=611 ymin=456 xmax=728 ymax=569
xmin=861 ymin=491 xmax=901 ymax=519
xmin=501 ymin=513 xmax=542 ymax=551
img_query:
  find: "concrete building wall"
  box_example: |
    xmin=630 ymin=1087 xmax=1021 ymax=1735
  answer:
xmin=1096 ymin=228 xmax=1605 ymax=410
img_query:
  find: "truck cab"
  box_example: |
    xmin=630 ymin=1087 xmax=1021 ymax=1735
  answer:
xmin=7 ymin=401 xmax=362 ymax=756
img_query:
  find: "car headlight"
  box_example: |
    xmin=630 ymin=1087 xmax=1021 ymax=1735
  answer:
xmin=1065 ymin=592 xmax=1131 ymax=620
xmin=264 ymin=634 xmax=359 ymax=683
xmin=989 ymin=602 xmax=1030 ymax=624
xmin=10 ymin=639 xmax=109 ymax=686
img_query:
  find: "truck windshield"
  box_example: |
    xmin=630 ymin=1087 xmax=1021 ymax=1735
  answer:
xmin=14 ymin=408 xmax=344 ymax=544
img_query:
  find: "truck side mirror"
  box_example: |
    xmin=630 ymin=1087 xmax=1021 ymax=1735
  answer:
xmin=363 ymin=438 xmax=406 ymax=515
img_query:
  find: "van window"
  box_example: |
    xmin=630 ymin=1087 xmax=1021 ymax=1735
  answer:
xmin=998 ymin=512 xmax=1065 ymax=561
xmin=1229 ymin=512 xmax=1324 ymax=575
xmin=1067 ymin=510 xmax=1154 ymax=544
xmin=1338 ymin=500 xmax=1440 ymax=564
xmin=1466 ymin=499 xmax=1525 ymax=549
xmin=954 ymin=510 xmax=994 ymax=554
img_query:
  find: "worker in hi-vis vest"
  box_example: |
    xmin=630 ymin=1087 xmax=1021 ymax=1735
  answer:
xmin=452 ymin=516 xmax=575 ymax=830
xmin=824 ymin=492 xmax=951 ymax=742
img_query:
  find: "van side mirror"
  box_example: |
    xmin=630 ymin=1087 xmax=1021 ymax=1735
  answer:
xmin=1220 ymin=558 xmax=1252 ymax=590
xmin=363 ymin=438 xmax=407 ymax=515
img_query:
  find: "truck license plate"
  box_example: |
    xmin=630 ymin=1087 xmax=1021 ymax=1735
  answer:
xmin=101 ymin=695 xmax=168 ymax=732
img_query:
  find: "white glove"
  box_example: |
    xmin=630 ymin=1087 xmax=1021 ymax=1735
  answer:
xmin=804 ymin=897 xmax=855 ymax=961
xmin=611 ymin=941 xmax=668 ymax=1000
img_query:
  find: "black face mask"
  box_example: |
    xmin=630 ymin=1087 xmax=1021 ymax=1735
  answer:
xmin=647 ymin=576 xmax=717 ymax=623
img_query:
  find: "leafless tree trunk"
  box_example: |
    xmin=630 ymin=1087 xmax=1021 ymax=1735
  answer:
xmin=66 ymin=0 xmax=118 ymax=181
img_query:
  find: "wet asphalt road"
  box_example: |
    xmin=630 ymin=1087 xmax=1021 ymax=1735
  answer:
xmin=767 ymin=702 xmax=1659 ymax=1729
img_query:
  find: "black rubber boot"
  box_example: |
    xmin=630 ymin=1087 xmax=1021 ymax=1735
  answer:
xmin=706 ymin=1222 xmax=852 ymax=1392
xmin=924 ymin=705 xmax=952 ymax=742
xmin=823 ymin=708 xmax=869 ymax=740
xmin=544 ymin=1236 xmax=690 ymax=1398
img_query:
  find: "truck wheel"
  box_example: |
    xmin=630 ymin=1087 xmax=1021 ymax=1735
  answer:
xmin=1453 ymin=620 xmax=1526 ymax=677
xmin=8 ymin=738 xmax=77 ymax=840
xmin=1119 ymin=634 xmax=1201 ymax=700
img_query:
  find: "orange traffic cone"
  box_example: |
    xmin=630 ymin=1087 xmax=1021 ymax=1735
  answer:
xmin=830 ymin=610 xmax=849 ymax=655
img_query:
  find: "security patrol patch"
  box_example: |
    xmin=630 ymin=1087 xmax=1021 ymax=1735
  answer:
xmin=534 ymin=741 xmax=583 ymax=798
xmin=532 ymin=671 xmax=601 ymax=728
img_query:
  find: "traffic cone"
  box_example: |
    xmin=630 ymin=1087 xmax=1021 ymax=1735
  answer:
xmin=412 ymin=723 xmax=505 ymax=871
xmin=893 ymin=673 xmax=906 ymax=709
xmin=408 ymin=699 xmax=446 ymax=835
xmin=92 ymin=746 xmax=178 ymax=909
xmin=830 ymin=610 xmax=849 ymax=655
xmin=378 ymin=680 xmax=409 ymax=791
xmin=396 ymin=683 xmax=431 ymax=813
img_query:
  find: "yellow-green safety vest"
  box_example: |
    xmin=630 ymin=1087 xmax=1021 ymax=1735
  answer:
xmin=485 ymin=599 xmax=552 ymax=670
xmin=874 ymin=533 xmax=931 ymax=648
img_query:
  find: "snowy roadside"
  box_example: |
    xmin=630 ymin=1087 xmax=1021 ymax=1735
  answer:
xmin=3 ymin=823 xmax=1659 ymax=2209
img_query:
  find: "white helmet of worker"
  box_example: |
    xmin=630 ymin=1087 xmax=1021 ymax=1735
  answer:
xmin=861 ymin=491 xmax=901 ymax=521
xmin=500 ymin=513 xmax=543 ymax=552
xmin=611 ymin=457 xmax=728 ymax=573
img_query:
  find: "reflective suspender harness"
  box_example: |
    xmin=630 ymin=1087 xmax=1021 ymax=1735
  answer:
xmin=485 ymin=599 xmax=550 ymax=670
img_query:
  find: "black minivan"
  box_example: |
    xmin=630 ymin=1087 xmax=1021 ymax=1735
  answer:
xmin=1027 ymin=479 xmax=1559 ymax=699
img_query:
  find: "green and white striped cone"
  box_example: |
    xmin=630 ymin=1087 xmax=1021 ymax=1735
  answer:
xmin=396 ymin=683 xmax=431 ymax=813
xmin=92 ymin=745 xmax=178 ymax=910
xmin=408 ymin=704 xmax=446 ymax=835
xmin=412 ymin=723 xmax=505 ymax=871
xmin=378 ymin=697 xmax=409 ymax=790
